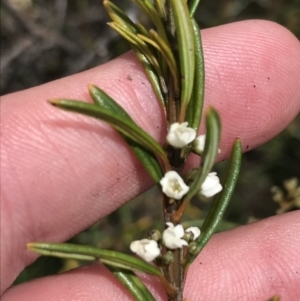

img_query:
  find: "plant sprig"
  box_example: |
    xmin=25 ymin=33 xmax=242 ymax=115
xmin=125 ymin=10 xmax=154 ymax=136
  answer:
xmin=27 ymin=1 xmax=245 ymax=300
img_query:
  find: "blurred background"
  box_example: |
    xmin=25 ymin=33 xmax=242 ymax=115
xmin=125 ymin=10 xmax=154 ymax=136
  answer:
xmin=1 ymin=0 xmax=299 ymax=285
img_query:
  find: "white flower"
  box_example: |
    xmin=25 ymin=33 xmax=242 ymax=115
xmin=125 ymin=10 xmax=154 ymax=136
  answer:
xmin=185 ymin=227 xmax=201 ymax=240
xmin=166 ymin=122 xmax=197 ymax=148
xmin=193 ymin=134 xmax=221 ymax=154
xmin=199 ymin=172 xmax=222 ymax=198
xmin=163 ymin=222 xmax=188 ymax=249
xmin=130 ymin=239 xmax=160 ymax=262
xmin=193 ymin=134 xmax=206 ymax=154
xmin=160 ymin=171 xmax=189 ymax=200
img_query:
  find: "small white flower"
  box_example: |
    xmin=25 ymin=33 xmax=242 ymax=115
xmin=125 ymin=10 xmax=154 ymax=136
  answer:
xmin=163 ymin=222 xmax=188 ymax=249
xmin=193 ymin=134 xmax=206 ymax=154
xmin=130 ymin=239 xmax=160 ymax=262
xmin=160 ymin=171 xmax=189 ymax=200
xmin=185 ymin=227 xmax=201 ymax=240
xmin=193 ymin=134 xmax=221 ymax=154
xmin=166 ymin=122 xmax=197 ymax=148
xmin=199 ymin=172 xmax=222 ymax=198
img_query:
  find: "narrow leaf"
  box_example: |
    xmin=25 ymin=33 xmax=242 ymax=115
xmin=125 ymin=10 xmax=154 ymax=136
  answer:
xmin=107 ymin=267 xmax=156 ymax=301
xmin=137 ymin=31 xmax=179 ymax=96
xmin=129 ymin=141 xmax=163 ymax=182
xmin=103 ymin=0 xmax=137 ymax=34
xmin=186 ymin=18 xmax=205 ymax=132
xmin=185 ymin=107 xmax=221 ymax=200
xmin=103 ymin=1 xmax=167 ymax=108
xmin=149 ymin=29 xmax=179 ymax=91
xmin=132 ymin=0 xmax=170 ymax=46
xmin=170 ymin=0 xmax=195 ymax=121
xmin=153 ymin=0 xmax=167 ymax=20
xmin=188 ymin=0 xmax=201 ymax=17
xmin=200 ymin=139 xmax=242 ymax=247
xmin=88 ymin=84 xmax=163 ymax=182
xmin=88 ymin=84 xmax=131 ymax=119
xmin=103 ymin=2 xmax=167 ymax=107
xmin=107 ymin=22 xmax=165 ymax=90
xmin=133 ymin=47 xmax=167 ymax=106
xmin=49 ymin=99 xmax=170 ymax=172
xmin=135 ymin=23 xmax=150 ymax=37
xmin=27 ymin=242 xmax=162 ymax=276
xmin=184 ymin=138 xmax=242 ymax=267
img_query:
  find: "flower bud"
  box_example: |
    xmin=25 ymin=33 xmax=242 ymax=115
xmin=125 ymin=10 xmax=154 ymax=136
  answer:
xmin=188 ymin=242 xmax=199 ymax=255
xmin=148 ymin=229 xmax=161 ymax=242
xmin=162 ymin=251 xmax=174 ymax=265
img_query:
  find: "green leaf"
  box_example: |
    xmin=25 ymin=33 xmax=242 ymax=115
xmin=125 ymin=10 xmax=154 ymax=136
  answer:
xmin=108 ymin=22 xmax=159 ymax=68
xmin=132 ymin=0 xmax=169 ymax=46
xmin=184 ymin=138 xmax=242 ymax=267
xmin=186 ymin=18 xmax=205 ymax=132
xmin=135 ymin=23 xmax=151 ymax=38
xmin=107 ymin=22 xmax=165 ymax=92
xmin=133 ymin=47 xmax=167 ymax=107
xmin=196 ymin=140 xmax=242 ymax=247
xmin=103 ymin=0 xmax=137 ymax=34
xmin=103 ymin=1 xmax=167 ymax=107
xmin=88 ymin=84 xmax=131 ymax=118
xmin=27 ymin=242 xmax=162 ymax=276
xmin=153 ymin=0 xmax=167 ymax=20
xmin=49 ymin=98 xmax=170 ymax=172
xmin=170 ymin=0 xmax=195 ymax=121
xmin=129 ymin=141 xmax=163 ymax=183
xmin=137 ymin=31 xmax=179 ymax=97
xmin=185 ymin=107 xmax=221 ymax=201
xmin=107 ymin=267 xmax=156 ymax=301
xmin=149 ymin=29 xmax=179 ymax=91
xmin=188 ymin=0 xmax=201 ymax=17
xmin=88 ymin=84 xmax=163 ymax=182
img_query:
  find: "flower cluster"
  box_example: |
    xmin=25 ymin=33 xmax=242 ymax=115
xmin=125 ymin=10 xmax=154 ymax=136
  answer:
xmin=160 ymin=122 xmax=223 ymax=200
xmin=130 ymin=223 xmax=201 ymax=262
xmin=166 ymin=122 xmax=221 ymax=154
xmin=160 ymin=170 xmax=222 ymax=200
xmin=131 ymin=122 xmax=222 ymax=262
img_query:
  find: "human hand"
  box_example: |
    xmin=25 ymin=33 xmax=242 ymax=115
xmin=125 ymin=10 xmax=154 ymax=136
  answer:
xmin=1 ymin=20 xmax=300 ymax=301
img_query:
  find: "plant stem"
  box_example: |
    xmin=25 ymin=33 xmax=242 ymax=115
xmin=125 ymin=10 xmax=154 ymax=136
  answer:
xmin=162 ymin=1 xmax=193 ymax=299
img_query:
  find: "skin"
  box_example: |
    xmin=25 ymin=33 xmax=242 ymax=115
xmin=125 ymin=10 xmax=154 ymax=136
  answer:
xmin=1 ymin=20 xmax=300 ymax=300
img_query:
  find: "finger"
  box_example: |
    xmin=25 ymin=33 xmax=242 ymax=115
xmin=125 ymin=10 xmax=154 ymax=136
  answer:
xmin=2 ymin=212 xmax=299 ymax=301
xmin=0 ymin=264 xmax=166 ymax=301
xmin=1 ymin=20 xmax=300 ymax=293
xmin=185 ymin=211 xmax=300 ymax=301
